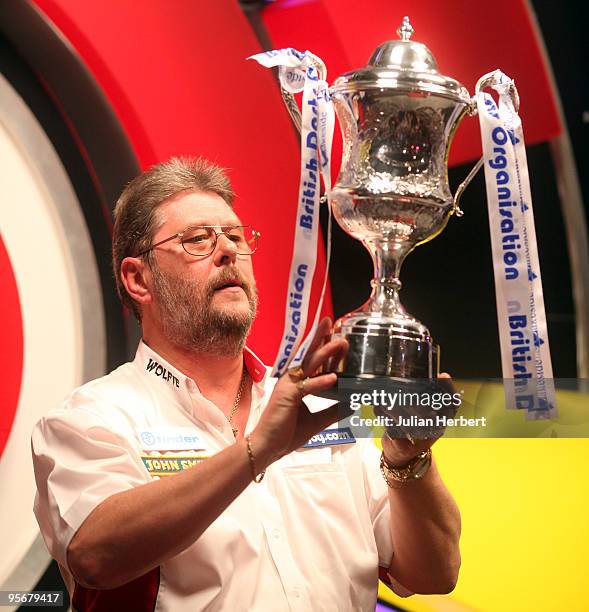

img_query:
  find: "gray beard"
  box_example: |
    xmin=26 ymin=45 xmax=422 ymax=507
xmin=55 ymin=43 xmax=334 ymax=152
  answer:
xmin=150 ymin=261 xmax=258 ymax=357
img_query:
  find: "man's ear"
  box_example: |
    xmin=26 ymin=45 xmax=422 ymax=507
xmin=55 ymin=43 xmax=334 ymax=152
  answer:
xmin=120 ymin=257 xmax=153 ymax=307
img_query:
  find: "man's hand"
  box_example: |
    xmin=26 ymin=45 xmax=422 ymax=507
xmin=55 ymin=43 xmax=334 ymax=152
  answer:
xmin=381 ymin=373 xmax=455 ymax=467
xmin=251 ymin=317 xmax=348 ymax=468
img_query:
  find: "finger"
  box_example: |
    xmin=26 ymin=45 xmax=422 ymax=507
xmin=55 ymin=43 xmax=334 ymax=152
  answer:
xmin=437 ymin=372 xmax=455 ymax=394
xmin=325 ymin=337 xmax=349 ymax=372
xmin=316 ymin=318 xmax=332 ymax=350
xmin=294 ymin=371 xmax=338 ymax=397
xmin=302 ymin=317 xmax=333 ymax=364
xmin=304 ymin=337 xmax=348 ymax=376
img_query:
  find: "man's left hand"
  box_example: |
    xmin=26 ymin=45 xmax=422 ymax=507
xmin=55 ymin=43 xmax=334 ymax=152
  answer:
xmin=381 ymin=373 xmax=454 ymax=467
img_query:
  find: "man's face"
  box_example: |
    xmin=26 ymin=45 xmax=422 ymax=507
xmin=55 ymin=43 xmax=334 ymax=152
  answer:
xmin=147 ymin=190 xmax=258 ymax=355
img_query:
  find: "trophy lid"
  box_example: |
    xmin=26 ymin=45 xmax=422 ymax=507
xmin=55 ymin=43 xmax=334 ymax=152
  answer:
xmin=332 ymin=16 xmax=470 ymax=104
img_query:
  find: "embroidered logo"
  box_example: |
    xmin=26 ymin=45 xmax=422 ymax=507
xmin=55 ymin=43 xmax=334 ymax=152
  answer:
xmin=141 ymin=455 xmax=207 ymax=477
xmin=138 ymin=428 xmax=204 ymax=451
xmin=146 ymin=358 xmax=180 ymax=388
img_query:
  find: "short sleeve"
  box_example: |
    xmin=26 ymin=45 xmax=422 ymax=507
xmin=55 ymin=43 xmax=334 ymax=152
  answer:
xmin=358 ymin=438 xmax=394 ymax=569
xmin=31 ymin=402 xmax=149 ymax=568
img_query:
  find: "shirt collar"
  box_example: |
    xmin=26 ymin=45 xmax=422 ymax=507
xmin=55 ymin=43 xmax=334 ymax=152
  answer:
xmin=134 ymin=340 xmax=269 ymax=401
xmin=134 ymin=341 xmax=192 ymax=406
xmin=243 ymin=346 xmax=268 ymax=384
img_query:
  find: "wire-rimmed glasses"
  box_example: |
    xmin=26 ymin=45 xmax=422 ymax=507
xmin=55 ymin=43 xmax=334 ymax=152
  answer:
xmin=137 ymin=225 xmax=260 ymax=258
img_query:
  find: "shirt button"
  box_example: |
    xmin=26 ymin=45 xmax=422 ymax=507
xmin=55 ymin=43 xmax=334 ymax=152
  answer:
xmin=272 ymin=529 xmax=281 ymax=541
xmin=292 ymin=589 xmax=301 ymax=598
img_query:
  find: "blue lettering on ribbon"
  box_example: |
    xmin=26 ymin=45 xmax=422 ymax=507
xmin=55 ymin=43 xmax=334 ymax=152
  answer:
xmin=298 ymin=77 xmax=319 ymax=232
xmin=509 ymin=314 xmax=532 ymax=384
xmin=484 ymin=97 xmax=500 ymax=119
xmin=488 ymin=127 xmax=523 ymax=281
xmin=277 ymin=263 xmax=309 ymax=371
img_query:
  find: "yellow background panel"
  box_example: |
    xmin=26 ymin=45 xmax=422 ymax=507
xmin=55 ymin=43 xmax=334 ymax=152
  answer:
xmin=378 ymin=437 xmax=589 ymax=611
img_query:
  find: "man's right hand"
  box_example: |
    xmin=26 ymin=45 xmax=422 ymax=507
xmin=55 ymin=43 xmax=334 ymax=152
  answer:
xmin=251 ymin=317 xmax=348 ymax=469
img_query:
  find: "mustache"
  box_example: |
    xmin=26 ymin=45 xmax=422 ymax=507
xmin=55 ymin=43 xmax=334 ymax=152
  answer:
xmin=206 ymin=267 xmax=254 ymax=298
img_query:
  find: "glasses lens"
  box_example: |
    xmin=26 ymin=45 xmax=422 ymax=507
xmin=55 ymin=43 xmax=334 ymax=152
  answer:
xmin=181 ymin=227 xmax=215 ymax=255
xmin=227 ymin=226 xmax=258 ymax=254
xmin=181 ymin=226 xmax=259 ymax=256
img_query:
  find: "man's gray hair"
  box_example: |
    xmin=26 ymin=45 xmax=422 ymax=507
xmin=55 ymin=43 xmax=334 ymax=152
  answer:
xmin=112 ymin=156 xmax=235 ymax=320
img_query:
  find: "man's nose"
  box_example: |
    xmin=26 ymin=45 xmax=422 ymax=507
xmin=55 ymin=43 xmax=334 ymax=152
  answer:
xmin=213 ymin=232 xmax=238 ymax=265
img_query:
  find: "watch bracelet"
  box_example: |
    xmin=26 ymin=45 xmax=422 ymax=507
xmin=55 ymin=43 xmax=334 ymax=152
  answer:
xmin=380 ymin=448 xmax=432 ymax=487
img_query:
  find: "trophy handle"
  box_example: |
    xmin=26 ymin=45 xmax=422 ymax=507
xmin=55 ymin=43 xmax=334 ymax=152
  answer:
xmin=452 ymin=72 xmax=521 ymax=217
xmin=475 ymin=71 xmax=520 ymax=113
xmin=452 ymin=157 xmax=484 ymax=217
xmin=280 ymin=87 xmax=302 ymax=133
xmin=279 ymin=55 xmax=327 ymax=135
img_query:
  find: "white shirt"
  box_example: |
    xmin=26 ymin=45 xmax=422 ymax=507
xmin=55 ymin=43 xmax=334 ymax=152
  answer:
xmin=32 ymin=341 xmax=393 ymax=611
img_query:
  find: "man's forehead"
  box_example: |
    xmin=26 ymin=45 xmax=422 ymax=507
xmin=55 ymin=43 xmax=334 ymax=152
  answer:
xmin=157 ymin=190 xmax=241 ymax=229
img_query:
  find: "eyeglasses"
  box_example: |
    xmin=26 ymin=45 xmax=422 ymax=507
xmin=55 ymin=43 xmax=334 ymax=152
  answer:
xmin=137 ymin=225 xmax=260 ymax=258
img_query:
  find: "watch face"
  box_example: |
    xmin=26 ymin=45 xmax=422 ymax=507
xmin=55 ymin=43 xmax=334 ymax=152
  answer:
xmin=411 ymin=453 xmax=433 ymax=479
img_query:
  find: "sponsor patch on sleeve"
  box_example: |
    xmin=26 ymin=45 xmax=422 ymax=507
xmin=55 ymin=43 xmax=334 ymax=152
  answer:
xmin=303 ymin=427 xmax=356 ymax=448
xmin=141 ymin=454 xmax=208 ymax=477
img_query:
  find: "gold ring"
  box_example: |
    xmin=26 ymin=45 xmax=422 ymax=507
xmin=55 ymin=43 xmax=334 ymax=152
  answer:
xmin=296 ymin=378 xmax=307 ymax=393
xmin=287 ymin=365 xmax=306 ymax=382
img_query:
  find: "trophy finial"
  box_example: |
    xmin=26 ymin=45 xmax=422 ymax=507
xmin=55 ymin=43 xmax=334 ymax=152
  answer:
xmin=397 ymin=16 xmax=414 ymax=41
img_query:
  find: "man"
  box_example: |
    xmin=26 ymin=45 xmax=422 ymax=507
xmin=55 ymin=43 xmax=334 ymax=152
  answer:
xmin=32 ymin=157 xmax=461 ymax=611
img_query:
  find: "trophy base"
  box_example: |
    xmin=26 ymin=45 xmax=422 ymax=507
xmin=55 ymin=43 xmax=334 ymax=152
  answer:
xmin=313 ymin=315 xmax=440 ymax=403
xmin=333 ymin=312 xmax=440 ymax=379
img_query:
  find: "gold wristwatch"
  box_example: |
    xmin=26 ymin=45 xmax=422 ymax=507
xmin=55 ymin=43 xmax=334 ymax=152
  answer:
xmin=380 ymin=448 xmax=432 ymax=487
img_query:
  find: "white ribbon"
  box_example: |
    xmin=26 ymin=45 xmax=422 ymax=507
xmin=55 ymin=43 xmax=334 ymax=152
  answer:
xmin=476 ymin=70 xmax=556 ymax=418
xmin=249 ymin=49 xmax=335 ymax=376
xmin=290 ymin=84 xmax=335 ymax=369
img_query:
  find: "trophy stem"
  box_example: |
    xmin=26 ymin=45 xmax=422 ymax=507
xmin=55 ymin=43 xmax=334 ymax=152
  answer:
xmin=364 ymin=239 xmax=411 ymax=317
xmin=332 ymin=237 xmax=438 ymax=380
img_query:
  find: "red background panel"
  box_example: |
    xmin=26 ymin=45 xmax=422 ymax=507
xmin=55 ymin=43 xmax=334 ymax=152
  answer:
xmin=31 ymin=0 xmax=333 ymax=363
xmin=263 ymin=0 xmax=561 ymax=167
xmin=0 ymin=235 xmax=23 ymax=458
xmin=25 ymin=0 xmax=561 ymax=365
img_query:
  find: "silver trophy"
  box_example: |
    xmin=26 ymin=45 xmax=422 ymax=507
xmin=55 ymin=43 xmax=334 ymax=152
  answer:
xmin=280 ymin=17 xmax=518 ymax=384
